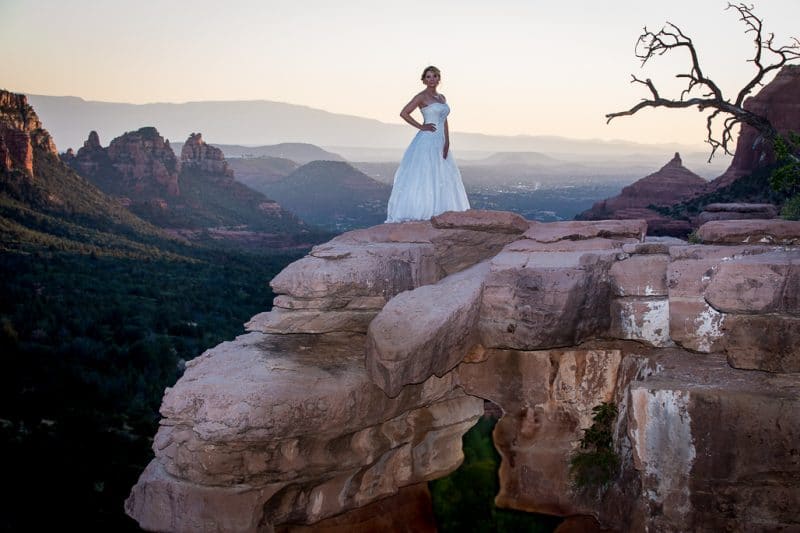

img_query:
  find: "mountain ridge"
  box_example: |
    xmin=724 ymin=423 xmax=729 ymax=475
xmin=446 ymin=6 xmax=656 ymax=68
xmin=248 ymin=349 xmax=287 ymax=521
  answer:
xmin=26 ymin=94 xmax=710 ymax=159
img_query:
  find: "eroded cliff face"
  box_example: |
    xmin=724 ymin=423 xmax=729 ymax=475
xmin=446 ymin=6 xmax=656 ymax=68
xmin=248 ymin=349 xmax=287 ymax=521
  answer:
xmin=181 ymin=132 xmax=234 ymax=177
xmin=711 ymin=65 xmax=800 ymax=190
xmin=106 ymin=127 xmax=181 ymax=196
xmin=126 ymin=210 xmax=800 ymax=532
xmin=0 ymin=90 xmax=58 ymax=176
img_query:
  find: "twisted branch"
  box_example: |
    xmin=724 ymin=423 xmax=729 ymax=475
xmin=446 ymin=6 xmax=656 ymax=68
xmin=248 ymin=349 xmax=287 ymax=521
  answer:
xmin=606 ymin=2 xmax=800 ymax=161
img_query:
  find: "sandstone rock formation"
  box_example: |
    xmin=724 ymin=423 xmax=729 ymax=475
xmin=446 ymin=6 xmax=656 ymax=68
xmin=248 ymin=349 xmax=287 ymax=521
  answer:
xmin=106 ymin=127 xmax=180 ymax=196
xmin=576 ymin=153 xmax=707 ymax=236
xmin=181 ymin=132 xmax=234 ymax=177
xmin=711 ymin=65 xmax=800 ymax=190
xmin=127 ymin=210 xmax=800 ymax=532
xmin=0 ymin=90 xmax=58 ymax=176
xmin=69 ymin=130 xmax=111 ymax=178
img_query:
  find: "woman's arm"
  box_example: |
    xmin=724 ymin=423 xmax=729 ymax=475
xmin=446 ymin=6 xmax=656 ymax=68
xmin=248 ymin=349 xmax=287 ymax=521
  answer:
xmin=400 ymin=96 xmax=436 ymax=131
xmin=443 ymin=119 xmax=450 ymax=159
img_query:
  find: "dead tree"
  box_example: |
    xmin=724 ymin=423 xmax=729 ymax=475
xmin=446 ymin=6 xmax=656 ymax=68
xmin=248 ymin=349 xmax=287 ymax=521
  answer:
xmin=606 ymin=2 xmax=800 ymax=161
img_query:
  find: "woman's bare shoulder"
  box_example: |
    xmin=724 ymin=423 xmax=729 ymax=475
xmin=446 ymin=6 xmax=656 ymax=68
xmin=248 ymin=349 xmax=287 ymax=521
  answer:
xmin=411 ymin=90 xmax=427 ymax=101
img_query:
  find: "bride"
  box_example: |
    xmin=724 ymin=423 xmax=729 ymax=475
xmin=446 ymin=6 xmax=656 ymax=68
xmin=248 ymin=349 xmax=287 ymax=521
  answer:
xmin=385 ymin=65 xmax=470 ymax=222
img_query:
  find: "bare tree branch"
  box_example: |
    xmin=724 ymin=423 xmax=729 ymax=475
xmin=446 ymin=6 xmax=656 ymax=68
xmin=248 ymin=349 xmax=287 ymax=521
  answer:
xmin=606 ymin=3 xmax=800 ymax=161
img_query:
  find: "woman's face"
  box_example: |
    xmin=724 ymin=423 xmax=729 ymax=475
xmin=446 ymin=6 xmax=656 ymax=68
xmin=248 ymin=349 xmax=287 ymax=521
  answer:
xmin=423 ymin=70 xmax=440 ymax=88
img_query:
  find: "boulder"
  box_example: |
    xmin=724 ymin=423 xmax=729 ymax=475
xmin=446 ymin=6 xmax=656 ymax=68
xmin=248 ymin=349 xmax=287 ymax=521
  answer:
xmin=270 ymin=242 xmax=439 ymax=301
xmin=430 ymin=209 xmax=530 ymax=233
xmin=479 ymin=243 xmax=619 ymax=350
xmin=366 ymin=261 xmax=490 ymax=397
xmin=666 ymin=244 xmax=775 ymax=352
xmin=524 ymin=219 xmax=646 ymax=243
xmin=697 ymin=202 xmax=779 ymax=224
xmin=696 ymin=219 xmax=800 ymax=245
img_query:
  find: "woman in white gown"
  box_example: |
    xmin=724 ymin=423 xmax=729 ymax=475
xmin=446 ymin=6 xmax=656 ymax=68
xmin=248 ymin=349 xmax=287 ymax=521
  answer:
xmin=386 ymin=66 xmax=470 ymax=222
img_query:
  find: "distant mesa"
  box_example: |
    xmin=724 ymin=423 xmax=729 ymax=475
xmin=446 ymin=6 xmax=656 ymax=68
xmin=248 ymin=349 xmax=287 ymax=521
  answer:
xmin=0 ymin=90 xmax=58 ymax=177
xmin=214 ymin=142 xmax=345 ymax=165
xmin=576 ymin=152 xmax=707 ymax=236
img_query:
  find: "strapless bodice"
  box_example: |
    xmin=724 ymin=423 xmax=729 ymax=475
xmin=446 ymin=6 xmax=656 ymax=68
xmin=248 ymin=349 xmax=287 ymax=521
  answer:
xmin=421 ymin=102 xmax=450 ymax=127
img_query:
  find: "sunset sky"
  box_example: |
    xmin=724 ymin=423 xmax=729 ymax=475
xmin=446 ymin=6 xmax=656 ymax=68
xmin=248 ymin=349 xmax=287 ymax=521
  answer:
xmin=3 ymin=0 xmax=799 ymax=147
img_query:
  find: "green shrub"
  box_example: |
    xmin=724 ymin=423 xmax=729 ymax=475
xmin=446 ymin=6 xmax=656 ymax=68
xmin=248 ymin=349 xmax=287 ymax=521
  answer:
xmin=780 ymin=195 xmax=800 ymax=220
xmin=569 ymin=402 xmax=619 ymax=492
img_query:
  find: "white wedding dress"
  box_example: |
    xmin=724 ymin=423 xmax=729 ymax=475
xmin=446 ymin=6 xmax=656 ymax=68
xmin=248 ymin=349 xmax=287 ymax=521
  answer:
xmin=386 ymin=102 xmax=470 ymax=222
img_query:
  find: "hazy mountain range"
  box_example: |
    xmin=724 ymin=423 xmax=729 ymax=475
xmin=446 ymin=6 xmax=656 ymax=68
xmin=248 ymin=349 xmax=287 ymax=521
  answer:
xmin=27 ymin=94 xmax=728 ymax=174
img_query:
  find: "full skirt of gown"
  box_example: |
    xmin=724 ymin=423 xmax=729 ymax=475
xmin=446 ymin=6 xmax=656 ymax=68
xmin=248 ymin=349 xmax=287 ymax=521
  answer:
xmin=386 ymin=102 xmax=470 ymax=222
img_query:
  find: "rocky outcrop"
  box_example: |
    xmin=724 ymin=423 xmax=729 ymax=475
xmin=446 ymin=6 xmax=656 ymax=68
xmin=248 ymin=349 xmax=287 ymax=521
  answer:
xmin=577 ymin=153 xmax=708 ymax=236
xmin=127 ymin=211 xmax=800 ymax=532
xmin=696 ymin=218 xmax=800 ymax=245
xmin=180 ymin=132 xmax=234 ymax=177
xmin=366 ymin=261 xmax=490 ymax=397
xmin=696 ymin=202 xmax=779 ymax=224
xmin=711 ymin=65 xmax=800 ymax=190
xmin=0 ymin=90 xmax=58 ymax=176
xmin=627 ymin=352 xmax=800 ymax=531
xmin=106 ymin=127 xmax=180 ymax=196
xmin=68 ymin=130 xmax=111 ymax=178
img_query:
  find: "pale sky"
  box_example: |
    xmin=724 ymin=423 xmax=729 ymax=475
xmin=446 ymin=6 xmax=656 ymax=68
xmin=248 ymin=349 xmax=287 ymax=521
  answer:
xmin=2 ymin=0 xmax=799 ymax=146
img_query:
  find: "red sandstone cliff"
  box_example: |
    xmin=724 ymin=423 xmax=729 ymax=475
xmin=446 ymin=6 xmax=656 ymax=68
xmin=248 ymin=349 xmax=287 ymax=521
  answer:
xmin=711 ymin=65 xmax=800 ymax=190
xmin=106 ymin=127 xmax=180 ymax=196
xmin=68 ymin=130 xmax=111 ymax=178
xmin=181 ymin=133 xmax=233 ymax=178
xmin=577 ymin=153 xmax=707 ymax=235
xmin=0 ymin=90 xmax=58 ymax=176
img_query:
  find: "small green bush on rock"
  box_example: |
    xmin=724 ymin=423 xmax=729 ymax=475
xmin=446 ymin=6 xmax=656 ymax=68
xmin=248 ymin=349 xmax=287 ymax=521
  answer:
xmin=569 ymin=402 xmax=619 ymax=492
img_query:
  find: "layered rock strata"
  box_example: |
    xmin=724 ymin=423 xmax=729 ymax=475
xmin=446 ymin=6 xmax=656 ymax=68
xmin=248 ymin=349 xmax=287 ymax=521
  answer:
xmin=127 ymin=210 xmax=800 ymax=532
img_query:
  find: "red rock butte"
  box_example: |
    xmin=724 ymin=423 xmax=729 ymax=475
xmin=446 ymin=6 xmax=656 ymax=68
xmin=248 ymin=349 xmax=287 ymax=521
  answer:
xmin=577 ymin=152 xmax=707 ymax=236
